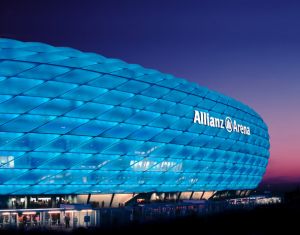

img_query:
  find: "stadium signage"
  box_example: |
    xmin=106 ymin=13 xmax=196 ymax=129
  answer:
xmin=193 ymin=110 xmax=251 ymax=135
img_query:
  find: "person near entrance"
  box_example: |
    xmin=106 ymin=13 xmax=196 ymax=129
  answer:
xmin=64 ymin=214 xmax=70 ymax=228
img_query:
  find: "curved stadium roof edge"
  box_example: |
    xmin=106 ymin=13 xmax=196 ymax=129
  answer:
xmin=0 ymin=38 xmax=266 ymax=129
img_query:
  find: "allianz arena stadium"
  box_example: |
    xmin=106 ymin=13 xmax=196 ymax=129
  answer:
xmin=0 ymin=38 xmax=270 ymax=206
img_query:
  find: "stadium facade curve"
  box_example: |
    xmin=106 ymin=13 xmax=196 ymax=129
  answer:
xmin=0 ymin=38 xmax=270 ymax=198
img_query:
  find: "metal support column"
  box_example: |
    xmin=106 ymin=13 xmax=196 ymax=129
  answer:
xmin=109 ymin=194 xmax=115 ymax=207
xmin=87 ymin=193 xmax=91 ymax=204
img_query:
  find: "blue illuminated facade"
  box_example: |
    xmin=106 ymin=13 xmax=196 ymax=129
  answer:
xmin=0 ymin=38 xmax=270 ymax=195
